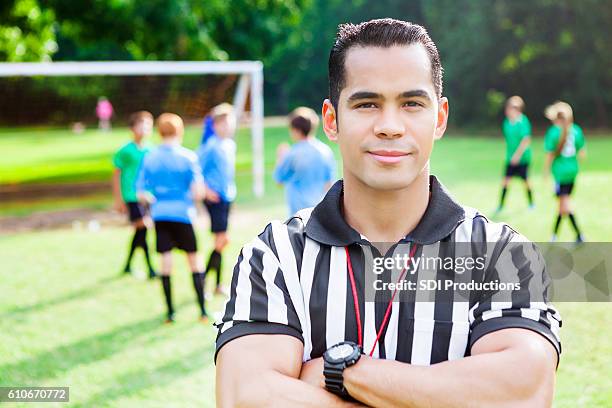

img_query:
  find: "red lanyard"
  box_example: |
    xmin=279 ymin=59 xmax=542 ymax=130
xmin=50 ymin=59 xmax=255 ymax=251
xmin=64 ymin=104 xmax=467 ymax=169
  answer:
xmin=345 ymin=243 xmax=418 ymax=357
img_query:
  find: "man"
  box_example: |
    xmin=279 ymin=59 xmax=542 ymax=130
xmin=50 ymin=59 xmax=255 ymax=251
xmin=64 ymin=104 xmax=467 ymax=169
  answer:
xmin=496 ymin=95 xmax=534 ymax=213
xmin=197 ymin=103 xmax=237 ymax=296
xmin=544 ymin=101 xmax=586 ymax=242
xmin=215 ymin=19 xmax=561 ymax=407
xmin=137 ymin=113 xmax=207 ymax=323
xmin=112 ymin=111 xmax=156 ymax=279
xmin=274 ymin=107 xmax=336 ymax=216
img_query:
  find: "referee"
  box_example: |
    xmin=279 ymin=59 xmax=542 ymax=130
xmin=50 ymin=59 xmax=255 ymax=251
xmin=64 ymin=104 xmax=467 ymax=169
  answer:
xmin=215 ymin=19 xmax=561 ymax=407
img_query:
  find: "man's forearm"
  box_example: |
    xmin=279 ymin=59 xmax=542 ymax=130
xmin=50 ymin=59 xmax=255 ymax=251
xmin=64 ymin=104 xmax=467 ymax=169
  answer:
xmin=229 ymin=370 xmax=361 ymax=408
xmin=344 ymin=349 xmax=552 ymax=408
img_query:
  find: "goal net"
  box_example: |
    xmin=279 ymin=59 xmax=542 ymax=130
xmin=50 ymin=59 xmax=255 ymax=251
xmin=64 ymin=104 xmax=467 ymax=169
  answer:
xmin=0 ymin=61 xmax=265 ymax=197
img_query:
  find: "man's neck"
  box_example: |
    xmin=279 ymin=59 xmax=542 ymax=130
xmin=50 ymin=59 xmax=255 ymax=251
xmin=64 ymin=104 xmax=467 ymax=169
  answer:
xmin=342 ymin=170 xmax=430 ymax=243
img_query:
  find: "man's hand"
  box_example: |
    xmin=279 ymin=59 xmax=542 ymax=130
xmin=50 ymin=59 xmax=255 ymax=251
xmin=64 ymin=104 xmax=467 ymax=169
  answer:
xmin=299 ymin=357 xmax=325 ymax=389
xmin=510 ymin=156 xmax=519 ymax=165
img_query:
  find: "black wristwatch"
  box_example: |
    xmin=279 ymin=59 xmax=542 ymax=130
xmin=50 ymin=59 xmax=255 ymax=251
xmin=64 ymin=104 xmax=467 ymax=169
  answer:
xmin=323 ymin=341 xmax=362 ymax=399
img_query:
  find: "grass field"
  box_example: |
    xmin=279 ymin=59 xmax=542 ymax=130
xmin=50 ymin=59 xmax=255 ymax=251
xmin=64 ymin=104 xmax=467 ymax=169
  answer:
xmin=1 ymin=125 xmax=611 ymax=407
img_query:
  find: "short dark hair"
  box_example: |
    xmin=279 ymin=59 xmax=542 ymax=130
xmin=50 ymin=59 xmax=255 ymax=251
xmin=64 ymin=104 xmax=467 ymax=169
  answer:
xmin=289 ymin=107 xmax=319 ymax=137
xmin=328 ymin=18 xmax=443 ymax=110
xmin=128 ymin=110 xmax=153 ymax=128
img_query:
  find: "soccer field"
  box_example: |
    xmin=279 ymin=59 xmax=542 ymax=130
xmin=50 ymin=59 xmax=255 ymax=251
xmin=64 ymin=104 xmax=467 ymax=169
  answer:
xmin=1 ymin=126 xmax=611 ymax=406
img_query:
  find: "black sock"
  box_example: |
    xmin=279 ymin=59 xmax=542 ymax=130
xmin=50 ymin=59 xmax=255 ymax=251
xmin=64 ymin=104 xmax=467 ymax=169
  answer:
xmin=137 ymin=229 xmax=155 ymax=273
xmin=206 ymin=250 xmax=222 ymax=274
xmin=216 ymin=253 xmax=223 ymax=287
xmin=568 ymin=213 xmax=582 ymax=238
xmin=192 ymin=272 xmax=206 ymax=316
xmin=161 ymin=275 xmax=174 ymax=317
xmin=499 ymin=187 xmax=508 ymax=209
xmin=526 ymin=188 xmax=533 ymax=206
xmin=553 ymin=214 xmax=563 ymax=235
xmin=124 ymin=228 xmax=142 ymax=271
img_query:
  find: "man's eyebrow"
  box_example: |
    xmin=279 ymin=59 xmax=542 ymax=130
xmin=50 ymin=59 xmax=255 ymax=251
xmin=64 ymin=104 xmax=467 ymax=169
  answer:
xmin=347 ymin=91 xmax=381 ymax=101
xmin=399 ymin=90 xmax=432 ymax=100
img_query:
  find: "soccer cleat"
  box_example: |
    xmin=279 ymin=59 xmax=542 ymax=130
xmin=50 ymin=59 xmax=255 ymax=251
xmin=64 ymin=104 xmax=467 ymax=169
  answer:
xmin=528 ymin=204 xmax=535 ymax=211
xmin=164 ymin=313 xmax=175 ymax=324
xmin=200 ymin=314 xmax=210 ymax=324
xmin=576 ymin=234 xmax=585 ymax=243
xmin=148 ymin=270 xmax=159 ymax=279
xmin=550 ymin=235 xmax=557 ymax=243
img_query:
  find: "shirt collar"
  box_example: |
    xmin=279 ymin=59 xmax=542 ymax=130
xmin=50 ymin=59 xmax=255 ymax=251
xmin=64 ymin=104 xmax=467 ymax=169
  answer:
xmin=304 ymin=175 xmax=465 ymax=246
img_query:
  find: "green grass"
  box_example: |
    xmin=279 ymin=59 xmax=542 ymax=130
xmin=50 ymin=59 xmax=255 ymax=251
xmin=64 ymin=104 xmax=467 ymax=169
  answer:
xmin=1 ymin=127 xmax=611 ymax=406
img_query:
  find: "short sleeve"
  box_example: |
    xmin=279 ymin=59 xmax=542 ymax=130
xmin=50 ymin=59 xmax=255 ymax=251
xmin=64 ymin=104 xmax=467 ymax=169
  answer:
xmin=544 ymin=127 xmax=559 ymax=152
xmin=214 ymin=222 xmax=304 ymax=362
xmin=273 ymin=150 xmax=295 ymax=183
xmin=575 ymin=125 xmax=585 ymax=151
xmin=468 ymin=233 xmax=562 ymax=361
xmin=522 ymin=116 xmax=532 ymax=138
xmin=113 ymin=146 xmax=126 ymax=169
xmin=188 ymin=154 xmax=203 ymax=184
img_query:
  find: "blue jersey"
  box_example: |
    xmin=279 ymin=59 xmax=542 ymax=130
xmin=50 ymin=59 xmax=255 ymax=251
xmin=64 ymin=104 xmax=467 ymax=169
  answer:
xmin=274 ymin=138 xmax=336 ymax=216
xmin=197 ymin=136 xmax=236 ymax=203
xmin=136 ymin=144 xmax=202 ymax=224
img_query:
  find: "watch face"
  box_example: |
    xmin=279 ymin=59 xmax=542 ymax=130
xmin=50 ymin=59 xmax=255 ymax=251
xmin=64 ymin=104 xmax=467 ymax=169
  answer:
xmin=328 ymin=343 xmax=354 ymax=361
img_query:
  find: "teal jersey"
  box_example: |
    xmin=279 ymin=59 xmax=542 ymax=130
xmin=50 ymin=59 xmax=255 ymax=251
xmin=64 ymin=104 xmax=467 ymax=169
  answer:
xmin=544 ymin=124 xmax=585 ymax=184
xmin=502 ymin=114 xmax=532 ymax=164
xmin=113 ymin=141 xmax=151 ymax=202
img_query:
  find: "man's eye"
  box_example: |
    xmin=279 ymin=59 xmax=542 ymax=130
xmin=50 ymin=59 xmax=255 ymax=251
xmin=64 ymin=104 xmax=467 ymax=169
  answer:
xmin=355 ymin=102 xmax=377 ymax=109
xmin=403 ymin=101 xmax=423 ymax=108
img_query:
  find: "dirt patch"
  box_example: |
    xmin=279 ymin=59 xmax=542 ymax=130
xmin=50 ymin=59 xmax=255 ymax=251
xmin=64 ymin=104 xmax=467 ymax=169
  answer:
xmin=0 ymin=181 xmax=110 ymax=201
xmin=0 ymin=208 xmax=125 ymax=234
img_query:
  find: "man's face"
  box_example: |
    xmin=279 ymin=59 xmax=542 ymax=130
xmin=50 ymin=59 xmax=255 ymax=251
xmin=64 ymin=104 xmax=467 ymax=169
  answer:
xmin=322 ymin=44 xmax=448 ymax=191
xmin=132 ymin=118 xmax=153 ymax=140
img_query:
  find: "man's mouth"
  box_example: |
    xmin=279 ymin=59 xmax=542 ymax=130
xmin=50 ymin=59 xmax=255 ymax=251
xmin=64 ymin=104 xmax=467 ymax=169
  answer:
xmin=367 ymin=150 xmax=412 ymax=164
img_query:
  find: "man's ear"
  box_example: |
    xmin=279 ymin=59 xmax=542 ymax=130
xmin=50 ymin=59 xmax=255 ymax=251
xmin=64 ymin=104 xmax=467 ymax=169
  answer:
xmin=434 ymin=97 xmax=449 ymax=141
xmin=322 ymin=99 xmax=338 ymax=142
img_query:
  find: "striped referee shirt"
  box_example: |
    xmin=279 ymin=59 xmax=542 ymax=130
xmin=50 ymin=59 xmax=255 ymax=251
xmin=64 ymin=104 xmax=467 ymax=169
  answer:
xmin=215 ymin=176 xmax=561 ymax=365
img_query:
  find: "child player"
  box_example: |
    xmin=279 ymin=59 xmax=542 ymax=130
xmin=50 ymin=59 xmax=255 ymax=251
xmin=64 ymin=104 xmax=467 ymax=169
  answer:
xmin=496 ymin=96 xmax=534 ymax=213
xmin=112 ymin=111 xmax=157 ymax=279
xmin=197 ymin=103 xmax=237 ymax=296
xmin=544 ymin=101 xmax=586 ymax=242
xmin=137 ymin=113 xmax=208 ymax=323
xmin=274 ymin=106 xmax=336 ymax=216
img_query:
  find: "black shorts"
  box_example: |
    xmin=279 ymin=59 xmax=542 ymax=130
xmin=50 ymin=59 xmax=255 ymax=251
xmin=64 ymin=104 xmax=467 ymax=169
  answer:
xmin=204 ymin=200 xmax=231 ymax=233
xmin=126 ymin=201 xmax=146 ymax=222
xmin=555 ymin=182 xmax=575 ymax=197
xmin=154 ymin=221 xmax=198 ymax=253
xmin=505 ymin=163 xmax=528 ymax=180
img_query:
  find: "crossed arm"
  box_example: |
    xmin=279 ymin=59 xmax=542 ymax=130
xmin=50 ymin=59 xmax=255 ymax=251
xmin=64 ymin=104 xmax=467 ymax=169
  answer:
xmin=216 ymin=328 xmax=557 ymax=408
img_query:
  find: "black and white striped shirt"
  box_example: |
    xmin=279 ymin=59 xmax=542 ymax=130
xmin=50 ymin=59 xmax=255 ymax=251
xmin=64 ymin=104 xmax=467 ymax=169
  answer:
xmin=215 ymin=176 xmax=561 ymax=365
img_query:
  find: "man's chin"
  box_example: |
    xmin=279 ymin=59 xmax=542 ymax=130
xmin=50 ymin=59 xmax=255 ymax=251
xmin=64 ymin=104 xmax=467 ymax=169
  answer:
xmin=360 ymin=172 xmax=420 ymax=191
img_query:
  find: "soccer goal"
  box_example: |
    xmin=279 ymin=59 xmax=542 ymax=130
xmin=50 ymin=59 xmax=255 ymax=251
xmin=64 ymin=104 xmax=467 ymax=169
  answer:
xmin=0 ymin=61 xmax=265 ymax=197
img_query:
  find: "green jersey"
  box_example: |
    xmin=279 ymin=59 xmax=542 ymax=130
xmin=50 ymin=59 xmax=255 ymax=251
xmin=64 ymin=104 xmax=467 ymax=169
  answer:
xmin=502 ymin=113 xmax=532 ymax=164
xmin=113 ymin=141 xmax=151 ymax=202
xmin=544 ymin=124 xmax=585 ymax=184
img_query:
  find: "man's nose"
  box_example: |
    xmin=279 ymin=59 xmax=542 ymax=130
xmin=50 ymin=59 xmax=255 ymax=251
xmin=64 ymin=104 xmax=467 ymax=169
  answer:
xmin=373 ymin=108 xmax=405 ymax=139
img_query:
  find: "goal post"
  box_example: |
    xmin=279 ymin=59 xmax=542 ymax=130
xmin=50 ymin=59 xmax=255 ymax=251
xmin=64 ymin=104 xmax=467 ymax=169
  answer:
xmin=0 ymin=61 xmax=266 ymax=198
